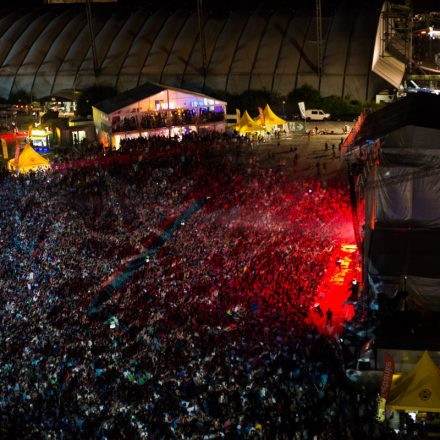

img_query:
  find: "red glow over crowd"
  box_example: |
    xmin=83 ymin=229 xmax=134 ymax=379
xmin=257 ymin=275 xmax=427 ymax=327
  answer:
xmin=0 ymin=133 xmax=400 ymax=439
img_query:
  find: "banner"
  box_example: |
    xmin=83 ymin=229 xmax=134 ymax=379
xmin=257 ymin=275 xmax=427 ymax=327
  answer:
xmin=1 ymin=138 xmax=8 ymax=159
xmin=288 ymin=121 xmax=305 ymax=133
xmin=380 ymin=352 xmax=395 ymax=399
xmin=341 ymin=112 xmax=366 ymax=155
xmin=298 ymin=102 xmax=306 ymax=119
xmin=258 ymin=106 xmax=265 ymax=126
xmin=236 ymin=109 xmax=241 ymax=122
xmin=14 ymin=137 xmax=20 ymax=165
xmin=377 ymin=352 xmax=394 ymax=421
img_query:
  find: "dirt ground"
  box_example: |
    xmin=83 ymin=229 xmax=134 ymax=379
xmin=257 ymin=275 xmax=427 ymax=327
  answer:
xmin=240 ymin=120 xmax=350 ymax=180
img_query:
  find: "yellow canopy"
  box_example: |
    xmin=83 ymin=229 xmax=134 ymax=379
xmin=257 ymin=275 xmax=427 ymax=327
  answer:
xmin=252 ymin=104 xmax=287 ymax=128
xmin=263 ymin=104 xmax=286 ymax=126
xmin=8 ymin=144 xmax=50 ymax=174
xmin=386 ymin=351 xmax=440 ymax=413
xmin=235 ymin=110 xmax=265 ymax=134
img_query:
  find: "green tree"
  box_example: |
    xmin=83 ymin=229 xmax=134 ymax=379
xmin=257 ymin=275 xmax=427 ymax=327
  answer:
xmin=287 ymin=84 xmax=322 ymax=114
xmin=212 ymin=89 xmax=280 ymax=116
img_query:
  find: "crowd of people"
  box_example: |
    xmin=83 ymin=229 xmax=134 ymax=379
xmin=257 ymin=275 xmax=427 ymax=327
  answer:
xmin=111 ymin=109 xmax=225 ymax=133
xmin=0 ymin=133 xmax=413 ymax=438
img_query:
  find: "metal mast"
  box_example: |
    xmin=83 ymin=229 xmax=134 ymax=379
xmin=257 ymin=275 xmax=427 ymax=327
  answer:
xmin=316 ymin=0 xmax=323 ymax=79
xmin=86 ymin=0 xmax=100 ymax=77
xmin=197 ymin=0 xmax=207 ymax=78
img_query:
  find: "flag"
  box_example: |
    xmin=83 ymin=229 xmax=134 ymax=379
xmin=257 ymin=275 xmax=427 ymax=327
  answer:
xmin=377 ymin=352 xmax=394 ymax=421
xmin=14 ymin=136 xmax=20 ymax=165
xmin=236 ymin=109 xmax=241 ymax=122
xmin=380 ymin=352 xmax=394 ymax=400
xmin=298 ymin=102 xmax=306 ymax=119
xmin=1 ymin=138 xmax=7 ymax=159
xmin=258 ymin=106 xmax=265 ymax=126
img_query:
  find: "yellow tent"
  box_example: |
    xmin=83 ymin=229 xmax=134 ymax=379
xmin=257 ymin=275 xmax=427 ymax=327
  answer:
xmin=8 ymin=144 xmax=50 ymax=174
xmin=252 ymin=104 xmax=287 ymax=128
xmin=386 ymin=351 xmax=440 ymax=413
xmin=235 ymin=110 xmax=265 ymax=134
xmin=263 ymin=104 xmax=286 ymax=127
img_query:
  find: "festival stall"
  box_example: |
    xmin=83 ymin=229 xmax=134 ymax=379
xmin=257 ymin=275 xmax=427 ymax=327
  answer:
xmin=235 ymin=110 xmax=265 ymax=134
xmin=261 ymin=104 xmax=287 ymax=129
xmin=387 ymin=351 xmax=440 ymax=413
xmin=7 ymin=144 xmax=50 ymax=174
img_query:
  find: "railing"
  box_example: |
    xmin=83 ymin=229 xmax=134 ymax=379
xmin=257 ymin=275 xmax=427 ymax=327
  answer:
xmin=111 ymin=110 xmax=225 ymax=133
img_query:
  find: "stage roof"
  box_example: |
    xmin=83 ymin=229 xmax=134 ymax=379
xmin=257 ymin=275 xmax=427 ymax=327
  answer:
xmin=94 ymin=82 xmax=226 ymax=115
xmin=355 ymin=93 xmax=440 ymax=144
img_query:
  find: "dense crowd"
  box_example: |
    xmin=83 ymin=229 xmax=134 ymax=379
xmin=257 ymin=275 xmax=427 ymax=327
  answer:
xmin=112 ymin=109 xmax=225 ymax=133
xmin=0 ymin=133 xmax=411 ymax=439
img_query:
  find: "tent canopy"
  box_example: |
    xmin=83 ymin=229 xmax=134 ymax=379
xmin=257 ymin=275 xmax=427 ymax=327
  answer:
xmin=8 ymin=144 xmax=50 ymax=174
xmin=387 ymin=351 xmax=440 ymax=412
xmin=235 ymin=110 xmax=265 ymax=134
xmin=263 ymin=104 xmax=286 ymax=127
xmin=253 ymin=104 xmax=287 ymax=128
xmin=354 ymin=93 xmax=440 ymax=146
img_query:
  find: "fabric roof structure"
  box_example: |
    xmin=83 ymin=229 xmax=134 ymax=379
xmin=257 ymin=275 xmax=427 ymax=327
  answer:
xmin=387 ymin=351 xmax=440 ymax=412
xmin=236 ymin=110 xmax=265 ymax=133
xmin=94 ymin=82 xmax=226 ymax=115
xmin=368 ymin=228 xmax=440 ymax=311
xmin=363 ymin=93 xmax=440 ymax=312
xmin=7 ymin=144 xmax=50 ymax=174
xmin=354 ymin=93 xmax=440 ymax=146
xmin=262 ymin=104 xmax=286 ymax=127
xmin=0 ymin=0 xmax=387 ymax=101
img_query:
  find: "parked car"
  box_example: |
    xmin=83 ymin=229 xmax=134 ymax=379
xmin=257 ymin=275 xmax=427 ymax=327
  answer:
xmin=305 ymin=109 xmax=331 ymax=121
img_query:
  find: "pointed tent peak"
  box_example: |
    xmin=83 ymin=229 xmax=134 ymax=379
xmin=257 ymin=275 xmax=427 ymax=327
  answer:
xmin=18 ymin=144 xmax=50 ymax=166
xmin=387 ymin=351 xmax=440 ymax=413
xmin=241 ymin=110 xmax=255 ymax=122
xmin=263 ymin=104 xmax=286 ymax=126
xmin=417 ymin=350 xmax=440 ymax=373
xmin=8 ymin=143 xmax=50 ymax=174
xmin=235 ymin=110 xmax=265 ymax=133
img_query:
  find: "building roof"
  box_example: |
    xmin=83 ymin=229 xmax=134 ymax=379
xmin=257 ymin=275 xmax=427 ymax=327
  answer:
xmin=93 ymin=82 xmax=226 ymax=114
xmin=0 ymin=1 xmax=385 ymax=101
xmin=355 ymin=93 xmax=440 ymax=143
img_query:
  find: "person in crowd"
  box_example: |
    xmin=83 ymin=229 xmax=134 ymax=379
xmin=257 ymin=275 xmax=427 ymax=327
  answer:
xmin=0 ymin=131 xmax=406 ymax=439
xmin=326 ymin=308 xmax=333 ymax=327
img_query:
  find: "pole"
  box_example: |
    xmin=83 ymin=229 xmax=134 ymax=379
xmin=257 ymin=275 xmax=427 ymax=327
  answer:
xmin=86 ymin=0 xmax=100 ymax=77
xmin=197 ymin=0 xmax=207 ymax=78
xmin=167 ymin=89 xmax=171 ymax=138
xmin=315 ymin=0 xmax=322 ymax=80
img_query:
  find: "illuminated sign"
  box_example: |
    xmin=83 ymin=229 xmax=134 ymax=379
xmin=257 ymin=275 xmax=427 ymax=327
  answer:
xmin=30 ymin=129 xmax=50 ymax=137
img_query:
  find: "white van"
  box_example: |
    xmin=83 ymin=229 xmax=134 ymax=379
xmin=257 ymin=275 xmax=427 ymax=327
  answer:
xmin=305 ymin=109 xmax=331 ymax=121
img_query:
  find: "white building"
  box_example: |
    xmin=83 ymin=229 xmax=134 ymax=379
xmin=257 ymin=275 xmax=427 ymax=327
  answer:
xmin=92 ymin=82 xmax=227 ymax=149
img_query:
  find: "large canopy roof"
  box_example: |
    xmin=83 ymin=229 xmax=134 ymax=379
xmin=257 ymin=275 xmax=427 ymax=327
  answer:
xmin=355 ymin=93 xmax=440 ymax=145
xmin=93 ymin=82 xmax=226 ymax=114
xmin=0 ymin=0 xmax=386 ymax=101
xmin=362 ymin=93 xmax=440 ymax=313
